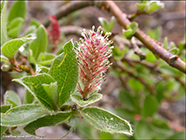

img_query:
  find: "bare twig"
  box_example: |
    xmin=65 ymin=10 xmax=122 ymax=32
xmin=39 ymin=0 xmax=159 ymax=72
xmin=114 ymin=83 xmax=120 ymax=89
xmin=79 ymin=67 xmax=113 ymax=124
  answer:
xmin=122 ymin=57 xmax=186 ymax=90
xmin=10 ymin=57 xmax=35 ymax=76
xmin=128 ymin=10 xmax=147 ymax=21
xmin=130 ymin=37 xmax=146 ymax=61
xmin=102 ymin=1 xmax=186 ymax=74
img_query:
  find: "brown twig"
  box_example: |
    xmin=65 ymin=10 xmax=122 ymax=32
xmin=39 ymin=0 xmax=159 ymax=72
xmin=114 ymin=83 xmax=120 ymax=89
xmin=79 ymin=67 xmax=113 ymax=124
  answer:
xmin=10 ymin=57 xmax=35 ymax=76
xmin=127 ymin=10 xmax=147 ymax=21
xmin=130 ymin=37 xmax=146 ymax=61
xmin=102 ymin=1 xmax=186 ymax=74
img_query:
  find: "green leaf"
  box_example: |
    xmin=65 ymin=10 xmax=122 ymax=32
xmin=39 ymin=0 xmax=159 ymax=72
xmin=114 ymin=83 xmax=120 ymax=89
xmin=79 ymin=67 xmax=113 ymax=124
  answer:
xmin=0 ymin=126 xmax=7 ymax=135
xmin=0 ymin=1 xmax=8 ymax=46
xmin=108 ymin=16 xmax=115 ymax=32
xmin=0 ymin=104 xmax=46 ymax=127
xmin=147 ymin=26 xmax=162 ymax=41
xmin=7 ymin=1 xmax=27 ymax=23
xmin=4 ymin=91 xmax=21 ymax=107
xmin=79 ymin=107 xmax=133 ymax=136
xmin=10 ymin=129 xmax=21 ymax=136
xmin=134 ymin=120 xmax=153 ymax=140
xmin=0 ymin=55 xmax=10 ymax=64
xmin=98 ymin=17 xmax=109 ymax=31
xmin=35 ymin=64 xmax=49 ymax=74
xmin=0 ymin=105 xmax=11 ymax=113
xmin=23 ymin=25 xmax=37 ymax=36
xmin=8 ymin=17 xmax=25 ymax=38
xmin=42 ymin=82 xmax=58 ymax=106
xmin=155 ymin=81 xmax=165 ymax=103
xmin=130 ymin=22 xmax=138 ymax=35
xmin=29 ymin=25 xmax=48 ymax=60
xmin=24 ymin=111 xmax=72 ymax=136
xmin=128 ymin=78 xmax=144 ymax=93
xmin=37 ymin=53 xmax=56 ymax=66
xmin=163 ymin=37 xmax=168 ymax=50
xmin=142 ymin=95 xmax=159 ymax=118
xmin=49 ymin=40 xmax=78 ymax=107
xmin=122 ymin=29 xmax=133 ymax=39
xmin=1 ymin=34 xmax=36 ymax=59
xmin=119 ymin=90 xmax=140 ymax=112
xmin=23 ymin=89 xmax=35 ymax=104
xmin=149 ymin=118 xmax=173 ymax=139
xmin=136 ymin=3 xmax=146 ymax=11
xmin=169 ymin=48 xmax=179 ymax=55
xmin=147 ymin=1 xmax=164 ymax=14
xmin=61 ymin=115 xmax=77 ymax=139
xmin=30 ymin=18 xmax=41 ymax=28
xmin=71 ymin=93 xmax=102 ymax=107
xmin=13 ymin=74 xmax=57 ymax=112
xmin=115 ymin=107 xmax=136 ymax=122
xmin=167 ymin=131 xmax=185 ymax=140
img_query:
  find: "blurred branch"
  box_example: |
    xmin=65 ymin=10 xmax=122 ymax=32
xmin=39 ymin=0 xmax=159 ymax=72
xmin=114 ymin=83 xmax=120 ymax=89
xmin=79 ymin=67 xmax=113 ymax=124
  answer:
xmin=102 ymin=1 xmax=186 ymax=74
xmin=122 ymin=57 xmax=186 ymax=90
xmin=43 ymin=1 xmax=95 ymax=27
xmin=116 ymin=61 xmax=155 ymax=94
xmin=127 ymin=10 xmax=154 ymax=21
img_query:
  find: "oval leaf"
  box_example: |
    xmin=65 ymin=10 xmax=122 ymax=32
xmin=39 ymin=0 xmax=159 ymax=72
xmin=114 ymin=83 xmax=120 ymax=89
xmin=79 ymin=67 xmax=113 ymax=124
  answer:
xmin=134 ymin=120 xmax=153 ymax=140
xmin=0 ymin=1 xmax=8 ymax=46
xmin=0 ymin=104 xmax=46 ymax=127
xmin=8 ymin=17 xmax=25 ymax=38
xmin=142 ymin=95 xmax=159 ymax=118
xmin=71 ymin=93 xmax=102 ymax=107
xmin=79 ymin=107 xmax=133 ymax=136
xmin=4 ymin=90 xmax=21 ymax=107
xmin=61 ymin=115 xmax=77 ymax=139
xmin=13 ymin=74 xmax=57 ymax=112
xmin=7 ymin=1 xmax=27 ymax=23
xmin=49 ymin=40 xmax=78 ymax=107
xmin=119 ymin=90 xmax=140 ymax=112
xmin=23 ymin=89 xmax=35 ymax=104
xmin=24 ymin=111 xmax=72 ymax=136
xmin=29 ymin=25 xmax=47 ymax=60
xmin=0 ymin=55 xmax=10 ymax=64
xmin=37 ymin=53 xmax=56 ymax=66
xmin=1 ymin=34 xmax=36 ymax=59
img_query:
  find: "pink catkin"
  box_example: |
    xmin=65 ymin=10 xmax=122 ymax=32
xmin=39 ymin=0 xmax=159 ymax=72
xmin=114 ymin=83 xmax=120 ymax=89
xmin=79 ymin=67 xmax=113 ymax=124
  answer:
xmin=47 ymin=15 xmax=61 ymax=52
xmin=76 ymin=26 xmax=113 ymax=100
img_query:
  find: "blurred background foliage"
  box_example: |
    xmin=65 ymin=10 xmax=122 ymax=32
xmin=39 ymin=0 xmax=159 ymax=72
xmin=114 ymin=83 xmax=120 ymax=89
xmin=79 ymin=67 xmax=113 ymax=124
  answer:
xmin=1 ymin=1 xmax=185 ymax=139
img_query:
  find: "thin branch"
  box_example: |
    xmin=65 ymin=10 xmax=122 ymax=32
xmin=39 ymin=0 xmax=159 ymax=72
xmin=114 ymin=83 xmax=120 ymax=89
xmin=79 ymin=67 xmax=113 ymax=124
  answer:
xmin=130 ymin=37 xmax=146 ymax=61
xmin=43 ymin=1 xmax=95 ymax=27
xmin=10 ymin=57 xmax=35 ymax=76
xmin=116 ymin=60 xmax=155 ymax=94
xmin=122 ymin=57 xmax=186 ymax=90
xmin=102 ymin=1 xmax=186 ymax=74
xmin=128 ymin=10 xmax=147 ymax=21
